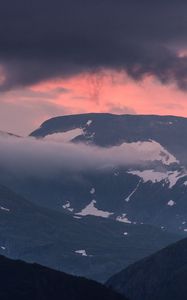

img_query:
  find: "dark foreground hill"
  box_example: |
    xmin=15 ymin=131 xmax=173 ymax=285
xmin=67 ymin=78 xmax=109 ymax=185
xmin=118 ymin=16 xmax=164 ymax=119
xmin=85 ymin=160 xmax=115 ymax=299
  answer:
xmin=0 ymin=255 xmax=127 ymax=300
xmin=107 ymin=237 xmax=187 ymax=300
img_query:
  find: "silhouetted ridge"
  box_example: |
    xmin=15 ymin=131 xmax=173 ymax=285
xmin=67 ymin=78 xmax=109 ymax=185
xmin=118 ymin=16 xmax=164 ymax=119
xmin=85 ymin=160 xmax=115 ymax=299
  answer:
xmin=0 ymin=255 xmax=128 ymax=300
xmin=107 ymin=237 xmax=187 ymax=300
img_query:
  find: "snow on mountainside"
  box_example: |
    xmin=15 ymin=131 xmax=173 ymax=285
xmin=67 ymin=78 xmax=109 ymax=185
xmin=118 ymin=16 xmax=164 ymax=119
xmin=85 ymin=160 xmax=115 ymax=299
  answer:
xmin=127 ymin=169 xmax=187 ymax=188
xmin=76 ymin=200 xmax=114 ymax=218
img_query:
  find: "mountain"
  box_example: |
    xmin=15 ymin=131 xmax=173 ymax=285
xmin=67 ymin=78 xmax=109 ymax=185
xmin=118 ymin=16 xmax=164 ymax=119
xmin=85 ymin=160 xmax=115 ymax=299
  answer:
xmin=107 ymin=237 xmax=187 ymax=300
xmin=25 ymin=113 xmax=187 ymax=235
xmin=0 ymin=184 xmax=180 ymax=283
xmin=30 ymin=113 xmax=187 ymax=164
xmin=0 ymin=255 xmax=127 ymax=300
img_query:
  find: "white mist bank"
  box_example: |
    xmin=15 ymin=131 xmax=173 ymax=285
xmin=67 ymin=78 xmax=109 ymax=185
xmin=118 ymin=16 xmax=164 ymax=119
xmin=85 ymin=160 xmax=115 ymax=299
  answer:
xmin=0 ymin=134 xmax=178 ymax=178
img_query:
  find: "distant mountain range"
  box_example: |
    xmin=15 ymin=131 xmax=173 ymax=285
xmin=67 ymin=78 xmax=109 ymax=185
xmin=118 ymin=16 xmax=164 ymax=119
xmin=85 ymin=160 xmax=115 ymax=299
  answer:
xmin=0 ymin=255 xmax=127 ymax=300
xmin=107 ymin=237 xmax=187 ymax=300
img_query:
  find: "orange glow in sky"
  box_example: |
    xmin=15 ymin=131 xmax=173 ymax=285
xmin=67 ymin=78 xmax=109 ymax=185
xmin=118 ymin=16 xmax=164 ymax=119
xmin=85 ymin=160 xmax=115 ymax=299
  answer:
xmin=1 ymin=71 xmax=187 ymax=135
xmin=32 ymin=71 xmax=187 ymax=117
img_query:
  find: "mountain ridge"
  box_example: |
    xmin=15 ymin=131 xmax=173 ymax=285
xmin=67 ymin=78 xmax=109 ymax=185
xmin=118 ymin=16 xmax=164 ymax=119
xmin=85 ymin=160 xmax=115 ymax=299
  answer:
xmin=0 ymin=254 xmax=127 ymax=300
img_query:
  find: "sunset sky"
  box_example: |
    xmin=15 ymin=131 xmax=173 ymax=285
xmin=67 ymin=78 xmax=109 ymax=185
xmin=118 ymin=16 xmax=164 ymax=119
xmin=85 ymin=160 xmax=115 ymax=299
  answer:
xmin=1 ymin=1 xmax=187 ymax=135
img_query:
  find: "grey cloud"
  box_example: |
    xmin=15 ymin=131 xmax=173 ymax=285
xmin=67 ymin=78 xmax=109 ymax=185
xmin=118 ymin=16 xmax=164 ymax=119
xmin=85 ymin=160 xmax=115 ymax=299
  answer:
xmin=0 ymin=135 xmax=158 ymax=179
xmin=1 ymin=1 xmax=187 ymax=90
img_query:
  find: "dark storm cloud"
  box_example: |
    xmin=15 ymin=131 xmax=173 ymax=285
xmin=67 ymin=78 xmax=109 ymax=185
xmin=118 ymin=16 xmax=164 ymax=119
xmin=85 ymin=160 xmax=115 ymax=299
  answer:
xmin=1 ymin=0 xmax=187 ymax=90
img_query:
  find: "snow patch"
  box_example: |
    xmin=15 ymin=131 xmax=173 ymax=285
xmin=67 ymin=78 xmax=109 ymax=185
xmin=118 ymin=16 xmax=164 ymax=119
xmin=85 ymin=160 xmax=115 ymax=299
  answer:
xmin=128 ymin=170 xmax=186 ymax=188
xmin=62 ymin=201 xmax=74 ymax=212
xmin=86 ymin=132 xmax=95 ymax=141
xmin=73 ymin=216 xmax=82 ymax=219
xmin=125 ymin=180 xmax=141 ymax=202
xmin=116 ymin=214 xmax=132 ymax=224
xmin=76 ymin=200 xmax=113 ymax=218
xmin=75 ymin=250 xmax=88 ymax=256
xmin=123 ymin=232 xmax=129 ymax=236
xmin=114 ymin=171 xmax=119 ymax=176
xmin=0 ymin=206 xmax=10 ymax=212
xmin=167 ymin=200 xmax=176 ymax=207
xmin=90 ymin=188 xmax=95 ymax=194
xmin=167 ymin=171 xmax=186 ymax=188
xmin=86 ymin=120 xmax=92 ymax=126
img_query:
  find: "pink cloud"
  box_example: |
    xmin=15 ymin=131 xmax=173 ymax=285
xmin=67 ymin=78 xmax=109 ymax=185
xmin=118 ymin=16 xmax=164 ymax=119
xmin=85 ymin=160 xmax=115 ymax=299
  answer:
xmin=31 ymin=71 xmax=187 ymax=116
xmin=1 ymin=71 xmax=187 ymax=135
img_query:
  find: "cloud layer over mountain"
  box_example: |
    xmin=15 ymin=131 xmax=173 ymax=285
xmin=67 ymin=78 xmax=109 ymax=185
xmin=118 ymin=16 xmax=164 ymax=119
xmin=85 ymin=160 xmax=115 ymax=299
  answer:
xmin=0 ymin=134 xmax=172 ymax=178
